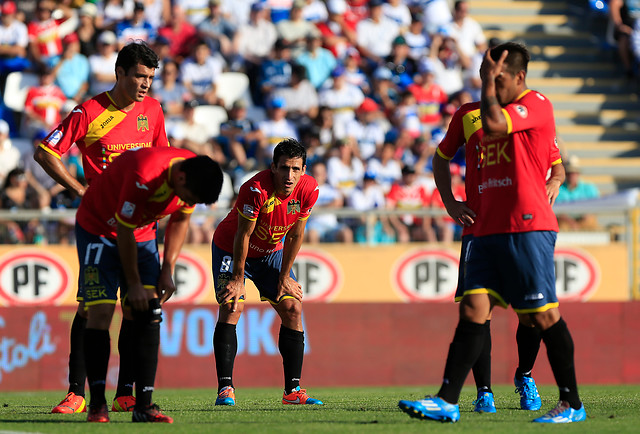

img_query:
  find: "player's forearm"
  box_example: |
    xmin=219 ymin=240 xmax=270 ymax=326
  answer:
xmin=162 ymin=214 xmax=190 ymax=274
xmin=432 ymin=153 xmax=456 ymax=208
xmin=117 ymin=224 xmax=141 ymax=287
xmin=34 ymin=147 xmax=86 ymax=197
xmin=231 ymin=232 xmax=250 ymax=280
xmin=480 ymin=81 xmax=507 ymax=135
xmin=279 ymin=223 xmax=305 ymax=279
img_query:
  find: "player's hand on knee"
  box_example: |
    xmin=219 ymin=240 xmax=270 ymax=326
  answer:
xmin=128 ymin=283 xmax=150 ymax=312
xmin=277 ymin=276 xmax=303 ymax=302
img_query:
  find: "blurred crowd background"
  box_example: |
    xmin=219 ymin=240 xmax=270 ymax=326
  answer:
xmin=0 ymin=0 xmax=611 ymax=246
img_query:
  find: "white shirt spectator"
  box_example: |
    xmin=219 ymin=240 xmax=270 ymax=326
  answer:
xmin=421 ymin=0 xmax=452 ymax=35
xmin=356 ymin=15 xmax=399 ymax=58
xmin=180 ymin=55 xmax=225 ymax=99
xmin=235 ymin=16 xmax=278 ymax=59
xmin=448 ymin=14 xmax=486 ymax=58
xmin=342 ymin=118 xmax=386 ymax=160
xmin=259 ymin=117 xmax=299 ymax=155
xmin=176 ymin=0 xmax=211 ymax=26
xmin=318 ymin=80 xmax=365 ymax=138
xmin=326 ymin=153 xmax=365 ymax=196
xmin=0 ymin=17 xmax=28 ymax=49
xmin=382 ymin=0 xmax=412 ymax=30
xmin=88 ymin=51 xmax=118 ymax=95
xmin=301 ymin=0 xmax=328 ymax=23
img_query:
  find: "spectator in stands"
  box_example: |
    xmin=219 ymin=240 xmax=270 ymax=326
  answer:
xmin=342 ymin=47 xmax=369 ymax=92
xmin=313 ymin=104 xmax=337 ymax=149
xmin=157 ymin=3 xmax=199 ymax=62
xmin=408 ymin=58 xmax=448 ymax=129
xmin=88 ymin=31 xmax=118 ymax=96
xmin=0 ymin=119 xmax=20 ymax=186
xmin=233 ymin=1 xmax=278 ymax=103
xmin=53 ymin=32 xmax=90 ymax=103
xmin=404 ymin=12 xmax=430 ymax=61
xmin=428 ymin=33 xmax=469 ymax=96
xmin=216 ymin=99 xmax=264 ymax=173
xmin=448 ymin=0 xmax=487 ymax=59
xmin=197 ymin=0 xmax=237 ymax=61
xmin=28 ymin=0 xmax=73 ymax=68
xmin=294 ymin=32 xmax=337 ymax=89
xmin=386 ymin=164 xmax=436 ymax=243
xmin=318 ymin=66 xmax=365 ymax=139
xmin=365 ymin=140 xmax=402 ymax=193
xmin=370 ymin=65 xmax=400 ymax=114
xmin=384 ymin=35 xmax=418 ymax=90
xmin=316 ymin=0 xmax=357 ymax=60
xmin=555 ymin=156 xmax=602 ymax=231
xmin=0 ymin=167 xmax=43 ymax=243
xmin=346 ymin=169 xmax=395 ymax=244
xmin=174 ymin=99 xmax=226 ymax=163
xmin=305 ymin=160 xmax=353 ymax=243
xmin=180 ymin=40 xmax=226 ymax=106
xmin=355 ymin=0 xmax=399 ymax=68
xmin=300 ymin=0 xmax=328 ymax=23
xmin=416 ymin=0 xmax=452 ymax=36
xmin=176 ymin=0 xmax=211 ymax=27
xmin=23 ymin=64 xmax=67 ymax=138
xmin=77 ymin=2 xmax=100 ymax=57
xmin=273 ymin=63 xmax=319 ymax=130
xmin=260 ymin=38 xmax=293 ymax=98
xmin=115 ymin=1 xmax=157 ymax=48
xmin=100 ymin=0 xmax=134 ymax=31
xmin=22 ymin=129 xmax=67 ymax=212
xmin=152 ymin=59 xmax=192 ymax=123
xmin=258 ymin=96 xmax=299 ymax=166
xmin=346 ymin=97 xmax=386 ymax=161
xmin=0 ymin=1 xmax=31 ymax=79
xmin=610 ymin=0 xmax=640 ymax=79
xmin=383 ymin=0 xmax=412 ymax=32
xmin=276 ymin=0 xmax=320 ymax=57
xmin=326 ymin=136 xmax=364 ymax=197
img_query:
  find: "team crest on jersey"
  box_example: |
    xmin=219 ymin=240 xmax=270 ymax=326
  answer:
xmin=84 ymin=266 xmax=100 ymax=286
xmin=287 ymin=200 xmax=301 ymax=215
xmin=121 ymin=201 xmax=136 ymax=218
xmin=137 ymin=114 xmax=150 ymax=132
xmin=515 ymin=105 xmax=528 ymax=118
xmin=261 ymin=196 xmax=279 ymax=214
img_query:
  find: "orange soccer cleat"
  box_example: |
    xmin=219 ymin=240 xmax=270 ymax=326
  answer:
xmin=282 ymin=386 xmax=323 ymax=405
xmin=112 ymin=395 xmax=136 ymax=412
xmin=51 ymin=392 xmax=86 ymax=414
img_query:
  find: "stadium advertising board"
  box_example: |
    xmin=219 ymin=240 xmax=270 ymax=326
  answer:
xmin=1 ymin=303 xmax=640 ymax=391
xmin=0 ymin=243 xmax=630 ymax=305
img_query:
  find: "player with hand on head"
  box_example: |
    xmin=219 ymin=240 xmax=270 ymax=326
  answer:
xmin=211 ymin=138 xmax=323 ymax=407
xmin=398 ymin=42 xmax=585 ymax=424
xmin=76 ymin=147 xmax=224 ymax=423
xmin=34 ymin=41 xmax=169 ymax=415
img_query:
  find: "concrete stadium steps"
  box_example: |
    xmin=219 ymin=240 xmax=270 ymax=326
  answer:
xmin=562 ymin=141 xmax=640 ymax=158
xmin=553 ymin=110 xmax=640 ymax=127
xmin=467 ymin=0 xmax=640 ymax=195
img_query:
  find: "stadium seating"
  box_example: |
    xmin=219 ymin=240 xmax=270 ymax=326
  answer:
xmin=214 ymin=72 xmax=251 ymax=110
xmin=193 ymin=104 xmax=228 ymax=137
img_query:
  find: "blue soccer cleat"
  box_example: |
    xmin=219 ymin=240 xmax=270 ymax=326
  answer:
xmin=514 ymin=374 xmax=542 ymax=410
xmin=533 ymin=401 xmax=586 ymax=423
xmin=473 ymin=391 xmax=496 ymax=413
xmin=398 ymin=396 xmax=460 ymax=423
xmin=215 ymin=386 xmax=236 ymax=406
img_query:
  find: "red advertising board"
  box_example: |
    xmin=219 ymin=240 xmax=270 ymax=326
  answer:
xmin=2 ymin=302 xmax=639 ymax=391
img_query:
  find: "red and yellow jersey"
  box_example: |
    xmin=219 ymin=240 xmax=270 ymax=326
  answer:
xmin=213 ymin=170 xmax=319 ymax=258
xmin=76 ymin=147 xmax=195 ymax=241
xmin=437 ymin=91 xmax=561 ymax=237
xmin=39 ymin=91 xmax=169 ymax=185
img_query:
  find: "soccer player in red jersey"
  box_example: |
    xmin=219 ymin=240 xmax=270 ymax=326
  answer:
xmin=431 ymin=90 xmax=564 ymax=413
xmin=399 ymin=42 xmax=586 ymax=424
xmin=75 ymin=147 xmax=223 ymax=423
xmin=34 ymin=42 xmax=168 ymax=415
xmin=211 ymin=138 xmax=323 ymax=406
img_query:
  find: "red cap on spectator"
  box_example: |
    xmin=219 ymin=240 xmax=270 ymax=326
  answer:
xmin=62 ymin=32 xmax=79 ymax=44
xmin=358 ymin=98 xmax=379 ymax=113
xmin=1 ymin=1 xmax=17 ymax=14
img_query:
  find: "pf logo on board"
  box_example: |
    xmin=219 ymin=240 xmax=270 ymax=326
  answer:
xmin=554 ymin=248 xmax=600 ymax=301
xmin=292 ymin=249 xmax=342 ymax=302
xmin=0 ymin=250 xmax=71 ymax=306
xmin=167 ymin=249 xmax=211 ymax=304
xmin=393 ymin=249 xmax=459 ymax=302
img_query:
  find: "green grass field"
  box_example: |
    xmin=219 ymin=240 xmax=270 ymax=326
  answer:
xmin=1 ymin=385 xmax=639 ymax=433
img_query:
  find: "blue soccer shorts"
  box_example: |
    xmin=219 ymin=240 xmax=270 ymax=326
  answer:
xmin=75 ymin=223 xmax=160 ymax=307
xmin=211 ymin=243 xmax=297 ymax=305
xmin=463 ymin=231 xmax=559 ymax=313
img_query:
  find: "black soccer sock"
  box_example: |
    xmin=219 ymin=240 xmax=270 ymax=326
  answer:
xmin=213 ymin=322 xmax=237 ymax=391
xmin=541 ymin=318 xmax=581 ymax=409
xmin=132 ymin=320 xmax=160 ymax=409
xmin=115 ymin=318 xmax=135 ymax=398
xmin=515 ymin=322 xmax=542 ymax=378
xmin=472 ymin=320 xmax=492 ymax=394
xmin=437 ymin=320 xmax=486 ymax=404
xmin=68 ymin=312 xmax=87 ymax=396
xmin=278 ymin=325 xmax=304 ymax=393
xmin=84 ymin=328 xmax=110 ymax=407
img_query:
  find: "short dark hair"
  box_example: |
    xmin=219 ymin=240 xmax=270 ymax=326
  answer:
xmin=115 ymin=41 xmax=160 ymax=75
xmin=490 ymin=41 xmax=530 ymax=76
xmin=181 ymin=156 xmax=224 ymax=204
xmin=273 ymin=138 xmax=306 ymax=167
